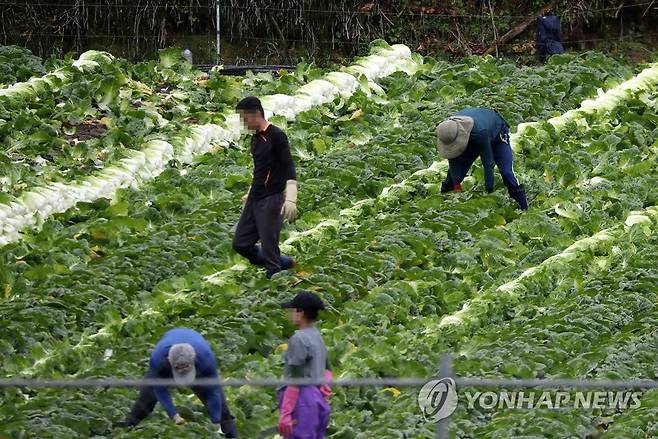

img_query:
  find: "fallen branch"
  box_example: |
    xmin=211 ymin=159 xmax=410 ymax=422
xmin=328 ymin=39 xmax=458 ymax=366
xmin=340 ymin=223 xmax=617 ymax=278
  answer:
xmin=484 ymin=1 xmax=556 ymax=55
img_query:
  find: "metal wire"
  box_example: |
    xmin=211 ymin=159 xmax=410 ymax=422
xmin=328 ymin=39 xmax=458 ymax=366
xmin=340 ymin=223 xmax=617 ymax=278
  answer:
xmin=3 ymin=1 xmax=656 ymax=55
xmin=0 ymin=1 xmax=655 ymax=18
xmin=2 ymin=376 xmax=658 ymax=389
xmin=458 ymin=377 xmax=658 ymax=389
xmin=5 ymin=31 xmax=658 ymax=47
xmin=0 ymin=32 xmax=371 ymax=46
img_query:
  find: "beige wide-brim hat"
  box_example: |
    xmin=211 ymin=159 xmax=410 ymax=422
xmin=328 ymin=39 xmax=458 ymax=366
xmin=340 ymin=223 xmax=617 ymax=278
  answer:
xmin=436 ymin=116 xmax=475 ymax=159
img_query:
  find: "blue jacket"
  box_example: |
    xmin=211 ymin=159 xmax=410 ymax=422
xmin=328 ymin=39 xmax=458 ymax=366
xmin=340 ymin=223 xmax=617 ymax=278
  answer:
xmin=536 ymin=15 xmax=565 ymax=62
xmin=149 ymin=328 xmax=223 ymax=423
xmin=448 ymin=108 xmax=508 ymax=193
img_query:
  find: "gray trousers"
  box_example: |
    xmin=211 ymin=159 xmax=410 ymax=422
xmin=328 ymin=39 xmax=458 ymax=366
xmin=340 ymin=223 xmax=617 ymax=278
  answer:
xmin=232 ymin=192 xmax=285 ymax=277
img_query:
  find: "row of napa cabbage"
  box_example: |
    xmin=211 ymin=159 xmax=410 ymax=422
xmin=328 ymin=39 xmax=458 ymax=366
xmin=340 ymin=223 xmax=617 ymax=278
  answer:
xmin=161 ymin=65 xmax=658 ymax=437
xmin=0 ymin=42 xmax=418 ymax=246
xmin=0 ymin=50 xmax=496 ymax=373
xmin=0 ymin=52 xmax=627 ymax=369
xmin=0 ymin=54 xmax=638 ymax=438
xmin=0 ymin=48 xmax=319 ymax=207
xmin=334 ymin=84 xmax=658 ymax=437
xmin=0 ymin=52 xmax=628 ymax=368
xmin=0 ymin=45 xmax=46 ymax=86
xmin=224 ymin=68 xmax=658 ymax=438
xmin=0 ymin=41 xmax=433 ymax=381
xmin=441 ymin=84 xmax=658 ymax=437
xmin=449 ymin=206 xmax=658 ymax=438
xmin=0 ymin=51 xmax=113 ymax=105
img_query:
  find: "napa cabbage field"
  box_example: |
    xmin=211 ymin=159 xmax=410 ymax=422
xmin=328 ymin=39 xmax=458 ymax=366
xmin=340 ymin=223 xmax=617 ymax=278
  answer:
xmin=1 ymin=41 xmax=658 ymax=438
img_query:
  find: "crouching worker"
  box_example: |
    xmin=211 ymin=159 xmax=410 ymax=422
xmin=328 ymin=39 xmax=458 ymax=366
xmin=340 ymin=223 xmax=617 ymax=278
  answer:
xmin=116 ymin=328 xmax=237 ymax=437
xmin=436 ymin=108 xmax=528 ymax=210
xmin=233 ymin=96 xmax=298 ymax=279
xmin=278 ymin=291 xmax=332 ymax=438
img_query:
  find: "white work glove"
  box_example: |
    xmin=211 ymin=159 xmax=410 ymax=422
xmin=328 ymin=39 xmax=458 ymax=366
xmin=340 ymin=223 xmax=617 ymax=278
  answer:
xmin=281 ymin=180 xmax=298 ymax=222
xmin=241 ymin=186 xmax=251 ymax=206
xmin=173 ymin=414 xmax=186 ymax=425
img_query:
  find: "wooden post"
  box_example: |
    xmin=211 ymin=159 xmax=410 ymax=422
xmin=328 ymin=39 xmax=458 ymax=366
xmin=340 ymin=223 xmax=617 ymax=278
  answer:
xmin=488 ymin=0 xmax=499 ymax=57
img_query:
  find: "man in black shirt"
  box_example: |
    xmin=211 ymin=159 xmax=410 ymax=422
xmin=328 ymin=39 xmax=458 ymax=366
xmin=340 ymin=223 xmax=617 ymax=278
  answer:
xmin=232 ymin=96 xmax=298 ymax=278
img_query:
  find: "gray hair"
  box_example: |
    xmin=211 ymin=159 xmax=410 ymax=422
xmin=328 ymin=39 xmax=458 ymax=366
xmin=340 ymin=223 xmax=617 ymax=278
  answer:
xmin=168 ymin=343 xmax=196 ymax=369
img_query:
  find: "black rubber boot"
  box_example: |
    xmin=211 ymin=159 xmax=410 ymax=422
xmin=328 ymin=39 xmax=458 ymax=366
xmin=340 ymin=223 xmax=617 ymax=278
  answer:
xmin=114 ymin=419 xmax=138 ymax=428
xmin=508 ymin=184 xmax=528 ymax=210
xmin=440 ymin=179 xmax=454 ymax=193
xmin=220 ymin=417 xmax=238 ymax=437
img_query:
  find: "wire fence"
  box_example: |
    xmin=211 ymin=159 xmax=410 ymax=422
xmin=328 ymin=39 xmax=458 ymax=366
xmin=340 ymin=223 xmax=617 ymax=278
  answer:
xmin=0 ymin=1 xmax=655 ymax=18
xmin=2 ymin=355 xmax=656 ymax=438
xmin=3 ymin=376 xmax=658 ymax=390
xmin=4 ymin=31 xmax=658 ymax=47
xmin=1 ymin=1 xmax=656 ymax=64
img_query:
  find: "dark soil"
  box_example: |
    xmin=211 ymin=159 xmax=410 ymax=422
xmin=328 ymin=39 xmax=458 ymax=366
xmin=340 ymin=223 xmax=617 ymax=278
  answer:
xmin=64 ymin=119 xmax=108 ymax=142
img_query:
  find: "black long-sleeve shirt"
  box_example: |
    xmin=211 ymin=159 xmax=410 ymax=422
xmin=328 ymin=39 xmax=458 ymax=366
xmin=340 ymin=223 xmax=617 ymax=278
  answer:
xmin=248 ymin=124 xmax=296 ymax=200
